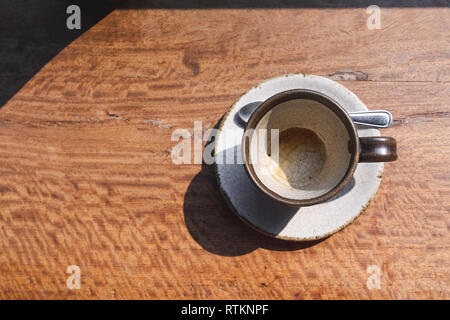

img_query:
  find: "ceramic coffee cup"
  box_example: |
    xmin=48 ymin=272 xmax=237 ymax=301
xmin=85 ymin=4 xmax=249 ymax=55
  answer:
xmin=242 ymin=89 xmax=397 ymax=207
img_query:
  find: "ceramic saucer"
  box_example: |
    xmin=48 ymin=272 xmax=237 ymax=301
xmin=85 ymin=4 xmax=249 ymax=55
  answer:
xmin=214 ymin=74 xmax=383 ymax=241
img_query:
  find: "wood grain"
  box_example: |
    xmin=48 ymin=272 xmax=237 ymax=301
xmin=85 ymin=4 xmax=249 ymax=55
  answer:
xmin=0 ymin=5 xmax=449 ymax=299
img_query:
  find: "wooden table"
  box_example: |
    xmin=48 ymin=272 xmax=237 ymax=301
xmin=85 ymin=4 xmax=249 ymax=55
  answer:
xmin=0 ymin=1 xmax=449 ymax=299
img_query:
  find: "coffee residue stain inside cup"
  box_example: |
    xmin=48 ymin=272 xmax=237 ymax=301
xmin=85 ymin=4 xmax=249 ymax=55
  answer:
xmin=266 ymin=127 xmax=326 ymax=189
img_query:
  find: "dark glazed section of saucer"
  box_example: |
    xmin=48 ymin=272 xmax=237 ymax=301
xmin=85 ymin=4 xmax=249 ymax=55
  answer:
xmin=242 ymin=89 xmax=360 ymax=207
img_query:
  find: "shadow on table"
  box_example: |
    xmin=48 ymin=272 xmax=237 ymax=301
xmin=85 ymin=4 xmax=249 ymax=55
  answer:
xmin=183 ymin=160 xmax=327 ymax=257
xmin=182 ymin=114 xmax=353 ymax=257
xmin=0 ymin=0 xmax=116 ymax=109
xmin=183 ymin=157 xmax=355 ymax=257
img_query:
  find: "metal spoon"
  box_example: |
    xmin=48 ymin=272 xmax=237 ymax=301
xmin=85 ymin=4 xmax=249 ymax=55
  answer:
xmin=238 ymin=102 xmax=392 ymax=128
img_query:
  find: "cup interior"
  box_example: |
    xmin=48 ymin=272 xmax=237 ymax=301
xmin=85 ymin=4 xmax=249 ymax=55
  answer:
xmin=244 ymin=91 xmax=358 ymax=205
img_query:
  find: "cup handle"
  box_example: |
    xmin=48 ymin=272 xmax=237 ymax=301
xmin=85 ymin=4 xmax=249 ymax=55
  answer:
xmin=359 ymin=136 xmax=398 ymax=162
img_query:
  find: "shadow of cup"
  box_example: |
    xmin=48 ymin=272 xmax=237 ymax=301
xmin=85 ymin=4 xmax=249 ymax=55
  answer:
xmin=182 ymin=116 xmax=334 ymax=256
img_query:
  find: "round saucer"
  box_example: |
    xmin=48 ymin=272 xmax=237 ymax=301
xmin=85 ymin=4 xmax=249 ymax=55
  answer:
xmin=214 ymin=74 xmax=383 ymax=241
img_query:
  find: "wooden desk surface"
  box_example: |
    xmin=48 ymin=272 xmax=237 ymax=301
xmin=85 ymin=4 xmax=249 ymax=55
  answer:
xmin=0 ymin=2 xmax=449 ymax=299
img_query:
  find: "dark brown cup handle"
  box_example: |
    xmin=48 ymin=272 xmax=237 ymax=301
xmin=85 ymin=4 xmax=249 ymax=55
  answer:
xmin=359 ymin=136 xmax=398 ymax=162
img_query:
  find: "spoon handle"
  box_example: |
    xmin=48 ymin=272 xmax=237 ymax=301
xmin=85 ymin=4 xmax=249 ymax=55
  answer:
xmin=349 ymin=110 xmax=392 ymax=128
xmin=238 ymin=103 xmax=393 ymax=128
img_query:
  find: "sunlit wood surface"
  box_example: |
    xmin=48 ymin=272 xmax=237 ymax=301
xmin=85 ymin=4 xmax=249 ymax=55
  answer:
xmin=0 ymin=2 xmax=449 ymax=299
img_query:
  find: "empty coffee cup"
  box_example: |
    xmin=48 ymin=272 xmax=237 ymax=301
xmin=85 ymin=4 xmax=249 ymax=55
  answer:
xmin=242 ymin=89 xmax=397 ymax=206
